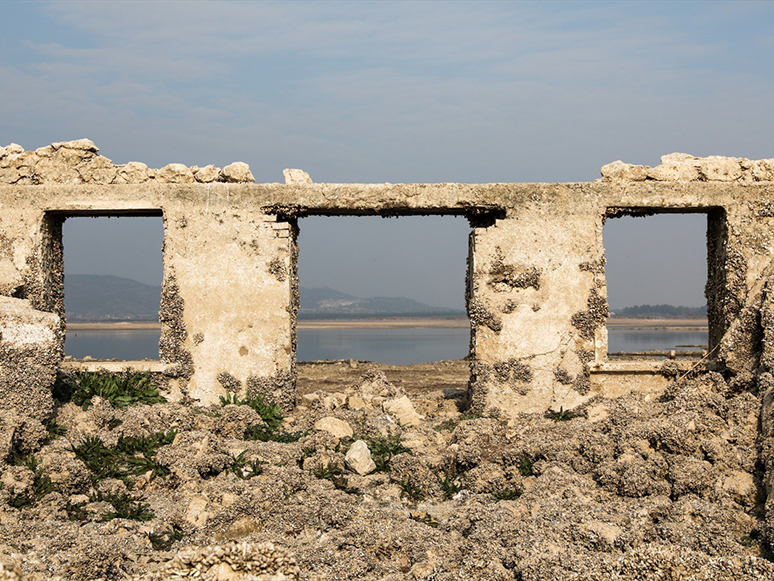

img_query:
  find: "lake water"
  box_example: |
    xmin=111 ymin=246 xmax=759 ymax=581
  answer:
xmin=65 ymin=327 xmax=709 ymax=363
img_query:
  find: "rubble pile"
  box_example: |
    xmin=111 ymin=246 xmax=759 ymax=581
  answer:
xmin=0 ymin=366 xmax=773 ymax=580
xmin=0 ymin=140 xmax=254 ymax=185
xmin=601 ymin=153 xmax=774 ymax=182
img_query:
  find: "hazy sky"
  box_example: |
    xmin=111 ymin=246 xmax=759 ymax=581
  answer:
xmin=5 ymin=1 xmax=773 ymax=310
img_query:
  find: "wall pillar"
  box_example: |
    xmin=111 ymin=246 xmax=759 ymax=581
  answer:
xmin=161 ymin=202 xmax=297 ymax=407
xmin=467 ymin=202 xmax=606 ymax=416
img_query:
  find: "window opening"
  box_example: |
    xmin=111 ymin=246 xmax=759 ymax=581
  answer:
xmin=604 ymin=212 xmax=709 ymax=360
xmin=63 ymin=215 xmax=164 ymax=361
xmin=296 ymin=215 xmax=470 ymax=378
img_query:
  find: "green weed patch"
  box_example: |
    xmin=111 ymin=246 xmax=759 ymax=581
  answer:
xmin=220 ymin=392 xmax=284 ymax=430
xmin=71 ymin=431 xmax=176 ymax=488
xmin=54 ymin=371 xmax=166 ymax=410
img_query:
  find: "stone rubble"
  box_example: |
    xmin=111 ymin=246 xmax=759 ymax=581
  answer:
xmin=0 ymin=140 xmax=255 ymax=185
xmin=1 ymin=365 xmax=773 ymax=580
xmin=601 ymin=153 xmax=774 ymax=182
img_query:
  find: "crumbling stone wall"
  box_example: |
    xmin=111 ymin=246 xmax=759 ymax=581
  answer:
xmin=1 ymin=141 xmax=774 ymax=421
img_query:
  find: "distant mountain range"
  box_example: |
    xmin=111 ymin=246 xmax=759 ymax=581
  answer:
xmin=65 ymin=275 xmax=161 ymax=322
xmin=63 ymin=275 xmax=464 ymax=321
xmin=298 ymin=287 xmax=464 ymax=319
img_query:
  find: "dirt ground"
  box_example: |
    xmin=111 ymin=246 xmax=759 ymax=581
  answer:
xmin=297 ymin=359 xmax=469 ymax=397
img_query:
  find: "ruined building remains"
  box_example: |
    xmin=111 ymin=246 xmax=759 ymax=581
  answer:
xmin=1 ymin=140 xmax=774 ymax=423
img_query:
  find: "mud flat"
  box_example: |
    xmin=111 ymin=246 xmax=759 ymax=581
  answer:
xmin=2 ymin=362 xmax=773 ymax=581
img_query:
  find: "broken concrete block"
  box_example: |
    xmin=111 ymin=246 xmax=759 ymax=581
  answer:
xmin=77 ymin=155 xmax=117 ymax=184
xmin=346 ymin=440 xmax=376 ymax=475
xmin=647 ymin=153 xmax=701 ymax=181
xmin=283 ymin=168 xmax=313 ymax=185
xmin=383 ymin=395 xmax=422 ymax=427
xmin=194 ymin=164 xmax=221 ymax=183
xmin=0 ymin=143 xmax=24 ymax=159
xmin=313 ymin=416 xmax=353 ymax=439
xmin=222 ymin=162 xmax=255 ymax=183
xmin=600 ymin=160 xmax=649 ymax=182
xmin=51 ymin=139 xmax=98 ymax=153
xmin=752 ymin=159 xmax=774 ymax=181
xmin=116 ymin=161 xmax=150 ymax=184
xmin=698 ymin=156 xmax=744 ymax=182
xmin=155 ymin=163 xmax=195 ymax=183
xmin=0 ymin=297 xmax=62 ymax=419
xmin=33 ymin=155 xmax=82 ymax=184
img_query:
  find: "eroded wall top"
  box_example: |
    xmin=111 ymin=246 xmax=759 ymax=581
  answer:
xmin=601 ymin=152 xmax=774 ymax=183
xmin=0 ymin=139 xmax=255 ymax=185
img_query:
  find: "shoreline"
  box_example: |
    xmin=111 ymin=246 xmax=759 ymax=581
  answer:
xmin=607 ymin=317 xmax=708 ymax=331
xmin=68 ymin=317 xmax=709 ymax=331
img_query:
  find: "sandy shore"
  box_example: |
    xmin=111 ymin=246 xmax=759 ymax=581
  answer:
xmin=68 ymin=317 xmax=709 ymax=331
xmin=67 ymin=317 xmax=472 ymax=331
xmin=607 ymin=317 xmax=708 ymax=331
xmin=67 ymin=322 xmax=162 ymax=331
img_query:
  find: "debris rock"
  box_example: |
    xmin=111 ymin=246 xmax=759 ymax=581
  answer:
xmin=222 ymin=162 xmax=255 ymax=183
xmin=600 ymin=160 xmax=649 ymax=181
xmin=116 ymin=161 xmax=150 ymax=183
xmin=194 ymin=164 xmax=222 ymax=183
xmin=383 ymin=395 xmax=422 ymax=427
xmin=155 ymin=163 xmax=195 ymax=183
xmin=345 ymin=439 xmax=376 ymax=475
xmin=313 ymin=416 xmax=353 ymax=439
xmin=283 ymin=168 xmax=313 ymax=185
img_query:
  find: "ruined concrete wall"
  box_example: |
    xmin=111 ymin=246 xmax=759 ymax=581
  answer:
xmin=467 ymin=187 xmax=605 ymax=415
xmin=159 ymin=193 xmax=298 ymax=407
xmin=2 ymin=141 xmax=774 ymax=421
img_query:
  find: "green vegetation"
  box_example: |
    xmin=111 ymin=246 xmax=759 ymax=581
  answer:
xmin=409 ymin=512 xmax=439 ymax=528
xmin=492 ymin=488 xmax=521 ymax=501
xmin=54 ymin=371 xmax=166 ymax=410
xmin=65 ymin=491 xmax=154 ymax=522
xmin=71 ymin=431 xmax=176 ymax=488
xmin=398 ymin=476 xmax=425 ymax=502
xmin=312 ymin=464 xmax=353 ymax=493
xmin=243 ymin=424 xmax=306 ymax=443
xmin=433 ymin=418 xmax=458 ymax=432
xmin=439 ymin=471 xmax=461 ymax=500
xmin=44 ymin=419 xmax=67 ymax=440
xmin=220 ymin=392 xmax=284 ymax=430
xmin=544 ymin=407 xmax=580 ymax=422
xmin=221 ymin=392 xmax=307 ymax=443
xmin=739 ymin=528 xmax=760 ymax=547
xmin=227 ymin=451 xmax=265 ymax=480
xmin=517 ymin=456 xmax=534 ymax=477
xmin=363 ymin=434 xmax=410 ymax=473
xmin=7 ymin=455 xmax=56 ymax=509
xmin=335 ymin=433 xmax=410 ymax=473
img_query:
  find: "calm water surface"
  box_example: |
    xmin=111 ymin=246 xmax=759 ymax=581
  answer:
xmin=65 ymin=329 xmax=162 ymax=360
xmin=65 ymin=327 xmax=709 ymax=363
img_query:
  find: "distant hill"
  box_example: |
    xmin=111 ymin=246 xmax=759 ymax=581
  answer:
xmin=299 ymin=287 xmax=465 ymax=319
xmin=610 ymin=304 xmax=707 ymax=319
xmin=64 ymin=276 xmax=464 ymax=321
xmin=65 ymin=274 xmax=161 ymax=322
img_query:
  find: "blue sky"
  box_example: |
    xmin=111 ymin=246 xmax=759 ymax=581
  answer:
xmin=3 ymin=1 xmax=772 ymax=308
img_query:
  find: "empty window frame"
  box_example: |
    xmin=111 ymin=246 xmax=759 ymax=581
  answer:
xmin=603 ymin=209 xmax=721 ymax=359
xmin=61 ymin=213 xmax=164 ymax=361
